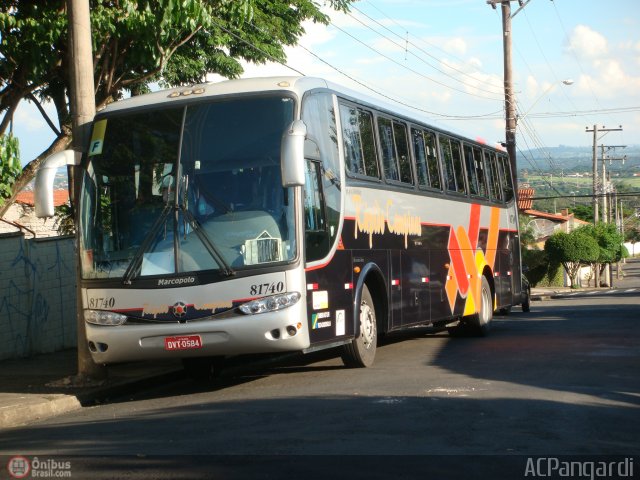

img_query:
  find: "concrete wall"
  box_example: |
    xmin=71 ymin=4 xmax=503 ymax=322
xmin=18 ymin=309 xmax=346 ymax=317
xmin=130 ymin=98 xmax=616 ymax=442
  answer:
xmin=0 ymin=233 xmax=77 ymax=360
xmin=0 ymin=203 xmax=61 ymax=238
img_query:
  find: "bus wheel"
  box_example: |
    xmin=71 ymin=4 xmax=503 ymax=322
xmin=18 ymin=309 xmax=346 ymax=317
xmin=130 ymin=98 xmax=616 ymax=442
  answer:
xmin=460 ymin=276 xmax=493 ymax=337
xmin=182 ymin=356 xmax=225 ymax=381
xmin=341 ymin=284 xmax=377 ymax=368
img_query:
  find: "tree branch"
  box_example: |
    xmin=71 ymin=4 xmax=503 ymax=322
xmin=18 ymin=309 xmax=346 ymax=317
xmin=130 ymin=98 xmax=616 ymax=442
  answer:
xmin=0 ymin=129 xmax=72 ymax=218
xmin=26 ymin=92 xmax=61 ymax=136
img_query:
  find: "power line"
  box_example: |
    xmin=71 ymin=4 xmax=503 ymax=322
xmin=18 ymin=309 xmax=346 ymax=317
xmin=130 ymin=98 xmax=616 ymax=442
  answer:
xmin=349 ymin=4 xmax=505 ymax=96
xmin=211 ymin=19 xmax=306 ymax=76
xmin=328 ymin=21 xmax=504 ymax=101
xmin=362 ymin=0 xmax=503 ymax=86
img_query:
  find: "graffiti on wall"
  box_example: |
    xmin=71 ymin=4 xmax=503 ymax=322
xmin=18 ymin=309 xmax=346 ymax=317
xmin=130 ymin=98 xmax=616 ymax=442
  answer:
xmin=0 ymin=235 xmax=76 ymax=360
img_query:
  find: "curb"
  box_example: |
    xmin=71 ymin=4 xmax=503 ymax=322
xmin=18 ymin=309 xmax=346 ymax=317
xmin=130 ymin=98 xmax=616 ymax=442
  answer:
xmin=0 ymin=368 xmax=184 ymax=430
xmin=0 ymin=394 xmax=81 ymax=429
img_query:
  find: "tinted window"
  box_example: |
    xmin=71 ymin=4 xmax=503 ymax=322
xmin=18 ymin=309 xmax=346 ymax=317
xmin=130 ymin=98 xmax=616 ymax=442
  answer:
xmin=497 ymin=154 xmax=514 ymax=202
xmin=485 ymin=150 xmax=502 ymax=202
xmin=474 ymin=147 xmax=488 ymax=198
xmin=393 ymin=121 xmax=412 ymax=184
xmin=440 ymin=136 xmax=456 ymax=192
xmin=303 ymin=93 xmax=342 ymax=256
xmin=440 ymin=136 xmax=465 ymax=193
xmin=412 ymin=128 xmax=429 ymax=187
xmin=339 ymin=104 xmax=379 ymax=178
xmin=425 ymin=131 xmax=441 ymax=190
xmin=378 ymin=117 xmax=399 ymax=181
xmin=412 ymin=127 xmax=441 ymax=190
xmin=463 ymin=144 xmax=480 ymax=196
xmin=450 ymin=140 xmax=465 ymax=194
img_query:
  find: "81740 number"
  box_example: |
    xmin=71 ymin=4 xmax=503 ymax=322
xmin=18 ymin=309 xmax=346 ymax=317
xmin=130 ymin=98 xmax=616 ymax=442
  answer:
xmin=88 ymin=296 xmax=116 ymax=309
xmin=250 ymin=281 xmax=284 ymax=296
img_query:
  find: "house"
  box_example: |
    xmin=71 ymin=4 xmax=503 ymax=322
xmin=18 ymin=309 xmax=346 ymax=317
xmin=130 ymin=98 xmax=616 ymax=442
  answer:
xmin=517 ymin=187 xmax=589 ymax=249
xmin=0 ymin=189 xmax=69 ymax=238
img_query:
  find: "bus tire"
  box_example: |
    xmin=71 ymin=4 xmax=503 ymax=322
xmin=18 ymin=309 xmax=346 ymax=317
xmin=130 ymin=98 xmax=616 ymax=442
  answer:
xmin=464 ymin=275 xmax=493 ymax=336
xmin=341 ymin=284 xmax=377 ymax=368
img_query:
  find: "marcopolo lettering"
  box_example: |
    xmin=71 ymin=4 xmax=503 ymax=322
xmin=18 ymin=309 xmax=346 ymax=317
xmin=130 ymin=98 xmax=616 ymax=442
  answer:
xmin=157 ymin=276 xmax=196 ymax=287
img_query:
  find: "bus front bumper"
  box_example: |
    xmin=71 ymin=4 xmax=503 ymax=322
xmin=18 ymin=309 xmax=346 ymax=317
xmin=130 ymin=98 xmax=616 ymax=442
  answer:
xmin=85 ymin=307 xmax=310 ymax=364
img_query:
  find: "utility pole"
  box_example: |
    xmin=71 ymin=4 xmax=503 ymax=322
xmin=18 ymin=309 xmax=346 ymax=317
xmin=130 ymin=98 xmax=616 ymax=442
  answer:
xmin=585 ymin=125 xmax=623 ymax=288
xmin=487 ymin=0 xmax=524 ymax=190
xmin=67 ymin=0 xmax=106 ymax=380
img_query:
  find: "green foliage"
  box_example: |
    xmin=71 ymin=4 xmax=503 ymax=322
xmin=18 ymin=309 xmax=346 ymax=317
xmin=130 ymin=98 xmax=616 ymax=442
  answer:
xmin=518 ymin=213 xmax=536 ymax=248
xmin=617 ymin=243 xmax=629 ymax=262
xmin=0 ymin=134 xmax=21 ymax=206
xmin=0 ymin=0 xmax=353 ymax=212
xmin=626 ymin=227 xmax=640 ymax=245
xmin=576 ymin=223 xmax=624 ymax=264
xmin=521 ymin=248 xmax=564 ymax=287
xmin=53 ymin=201 xmax=75 ymax=236
xmin=545 ymin=230 xmax=599 ymax=287
xmin=570 ymin=204 xmax=593 ymax=223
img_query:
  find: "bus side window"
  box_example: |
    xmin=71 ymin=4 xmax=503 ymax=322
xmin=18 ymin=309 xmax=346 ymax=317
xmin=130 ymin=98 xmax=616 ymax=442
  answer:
xmin=440 ymin=135 xmax=469 ymax=195
xmin=393 ymin=120 xmax=413 ymax=185
xmin=425 ymin=130 xmax=441 ymax=190
xmin=463 ymin=144 xmax=480 ymax=196
xmin=338 ymin=102 xmax=380 ymax=179
xmin=473 ymin=146 xmax=488 ymax=199
xmin=359 ymin=109 xmax=379 ymax=178
xmin=451 ymin=139 xmax=466 ymax=195
xmin=304 ymin=159 xmax=329 ymax=263
xmin=485 ymin=151 xmax=502 ymax=202
xmin=497 ymin=154 xmax=514 ymax=202
xmin=440 ymin=136 xmax=457 ymax=192
xmin=340 ymin=104 xmax=364 ymax=176
xmin=377 ymin=117 xmax=399 ymax=182
xmin=412 ymin=128 xmax=430 ymax=187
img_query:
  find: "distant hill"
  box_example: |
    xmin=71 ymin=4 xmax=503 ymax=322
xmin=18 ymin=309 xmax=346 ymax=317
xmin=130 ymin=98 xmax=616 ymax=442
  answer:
xmin=518 ymin=145 xmax=640 ymax=174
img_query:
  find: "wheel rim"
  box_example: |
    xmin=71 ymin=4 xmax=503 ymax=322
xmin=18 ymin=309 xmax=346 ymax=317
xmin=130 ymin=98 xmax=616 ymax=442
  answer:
xmin=360 ymin=301 xmax=375 ymax=349
xmin=479 ymin=284 xmax=492 ymax=325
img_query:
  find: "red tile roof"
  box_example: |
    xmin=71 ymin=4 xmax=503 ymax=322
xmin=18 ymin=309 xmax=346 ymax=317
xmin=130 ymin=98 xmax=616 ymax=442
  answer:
xmin=15 ymin=190 xmax=69 ymax=207
xmin=517 ymin=188 xmax=535 ymax=210
xmin=522 ymin=209 xmax=571 ymax=222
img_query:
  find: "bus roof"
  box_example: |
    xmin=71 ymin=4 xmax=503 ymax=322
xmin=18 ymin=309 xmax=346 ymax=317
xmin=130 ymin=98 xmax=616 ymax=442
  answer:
xmin=99 ymin=75 xmax=504 ymax=152
xmin=99 ymin=76 xmax=330 ymax=114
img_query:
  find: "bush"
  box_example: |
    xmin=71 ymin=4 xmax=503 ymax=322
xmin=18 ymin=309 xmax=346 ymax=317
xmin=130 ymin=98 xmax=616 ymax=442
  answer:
xmin=522 ymin=248 xmax=563 ymax=287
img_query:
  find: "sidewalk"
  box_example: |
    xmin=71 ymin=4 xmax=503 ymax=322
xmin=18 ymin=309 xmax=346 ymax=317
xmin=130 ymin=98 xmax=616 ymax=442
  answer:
xmin=0 ymin=350 xmax=183 ymax=429
xmin=2 ymin=256 xmax=639 ymax=430
xmin=530 ymin=255 xmax=640 ymax=299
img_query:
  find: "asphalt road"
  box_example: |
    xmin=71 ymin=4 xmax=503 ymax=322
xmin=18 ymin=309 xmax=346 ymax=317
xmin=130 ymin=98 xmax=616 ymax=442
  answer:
xmin=1 ymin=289 xmax=638 ymax=478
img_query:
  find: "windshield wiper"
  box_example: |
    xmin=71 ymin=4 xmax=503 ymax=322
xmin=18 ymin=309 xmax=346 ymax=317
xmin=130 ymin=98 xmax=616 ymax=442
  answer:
xmin=180 ymin=206 xmax=235 ymax=277
xmin=123 ymin=203 xmax=173 ymax=285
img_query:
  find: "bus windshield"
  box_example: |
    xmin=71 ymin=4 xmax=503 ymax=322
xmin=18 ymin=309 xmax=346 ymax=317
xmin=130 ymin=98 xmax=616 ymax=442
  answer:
xmin=79 ymin=95 xmax=297 ymax=280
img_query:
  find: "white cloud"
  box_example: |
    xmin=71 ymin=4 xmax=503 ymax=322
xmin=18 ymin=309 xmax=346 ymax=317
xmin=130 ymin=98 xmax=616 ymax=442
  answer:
xmin=443 ymin=37 xmax=467 ymax=56
xmin=574 ymin=59 xmax=640 ymax=99
xmin=566 ymin=25 xmax=608 ymax=59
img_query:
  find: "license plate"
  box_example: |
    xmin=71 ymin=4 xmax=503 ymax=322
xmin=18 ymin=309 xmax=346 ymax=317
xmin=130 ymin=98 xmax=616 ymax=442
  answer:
xmin=164 ymin=335 xmax=202 ymax=351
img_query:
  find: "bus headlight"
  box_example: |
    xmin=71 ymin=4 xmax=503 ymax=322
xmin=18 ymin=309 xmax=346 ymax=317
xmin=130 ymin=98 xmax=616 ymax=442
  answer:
xmin=239 ymin=292 xmax=301 ymax=315
xmin=85 ymin=310 xmax=128 ymax=326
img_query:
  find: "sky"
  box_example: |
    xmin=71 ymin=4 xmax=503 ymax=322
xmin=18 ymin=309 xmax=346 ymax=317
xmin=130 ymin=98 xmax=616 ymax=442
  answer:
xmin=11 ymin=0 xmax=640 ymax=166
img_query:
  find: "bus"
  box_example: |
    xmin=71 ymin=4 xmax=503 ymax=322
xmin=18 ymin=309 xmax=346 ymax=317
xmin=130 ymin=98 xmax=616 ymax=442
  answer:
xmin=35 ymin=76 xmax=526 ymax=373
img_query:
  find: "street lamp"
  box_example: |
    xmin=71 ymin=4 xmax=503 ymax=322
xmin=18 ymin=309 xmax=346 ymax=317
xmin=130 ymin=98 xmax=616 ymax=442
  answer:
xmin=516 ymin=79 xmax=574 ymax=123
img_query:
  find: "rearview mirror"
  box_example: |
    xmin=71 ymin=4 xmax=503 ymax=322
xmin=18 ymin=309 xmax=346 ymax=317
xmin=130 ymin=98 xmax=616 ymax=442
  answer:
xmin=280 ymin=120 xmax=306 ymax=187
xmin=35 ymin=150 xmax=77 ymax=218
